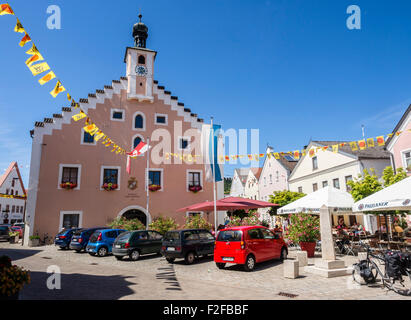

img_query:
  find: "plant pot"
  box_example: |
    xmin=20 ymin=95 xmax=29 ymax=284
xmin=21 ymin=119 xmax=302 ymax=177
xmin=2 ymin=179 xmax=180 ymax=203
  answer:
xmin=29 ymin=239 xmax=39 ymax=247
xmin=9 ymin=236 xmax=19 ymax=244
xmin=0 ymin=291 xmax=19 ymax=301
xmin=299 ymin=241 xmax=316 ymax=258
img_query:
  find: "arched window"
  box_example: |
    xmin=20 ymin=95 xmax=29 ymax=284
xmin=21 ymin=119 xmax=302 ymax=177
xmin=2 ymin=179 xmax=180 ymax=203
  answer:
xmin=138 ymin=55 xmax=146 ymax=65
xmin=134 ymin=136 xmax=142 ymax=149
xmin=135 ymin=114 xmax=144 ymax=129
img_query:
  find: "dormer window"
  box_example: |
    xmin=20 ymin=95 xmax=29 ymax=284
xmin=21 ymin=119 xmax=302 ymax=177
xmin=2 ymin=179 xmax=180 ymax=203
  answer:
xmin=138 ymin=55 xmax=146 ymax=65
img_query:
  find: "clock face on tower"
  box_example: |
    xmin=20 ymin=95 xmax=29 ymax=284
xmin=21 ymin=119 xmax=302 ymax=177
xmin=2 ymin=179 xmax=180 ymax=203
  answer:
xmin=136 ymin=65 xmax=148 ymax=77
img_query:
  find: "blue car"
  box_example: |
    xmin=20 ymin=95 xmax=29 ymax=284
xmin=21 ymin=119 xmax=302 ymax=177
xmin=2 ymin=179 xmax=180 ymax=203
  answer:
xmin=69 ymin=227 xmax=109 ymax=252
xmin=86 ymin=229 xmax=126 ymax=257
xmin=54 ymin=228 xmax=83 ymax=250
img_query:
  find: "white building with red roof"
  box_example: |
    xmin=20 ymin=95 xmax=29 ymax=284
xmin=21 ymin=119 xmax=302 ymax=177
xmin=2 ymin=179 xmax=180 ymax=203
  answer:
xmin=0 ymin=162 xmax=26 ymax=224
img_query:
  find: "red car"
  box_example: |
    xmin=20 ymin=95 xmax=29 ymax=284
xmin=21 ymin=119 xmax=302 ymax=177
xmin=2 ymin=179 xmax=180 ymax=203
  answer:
xmin=214 ymin=226 xmax=288 ymax=271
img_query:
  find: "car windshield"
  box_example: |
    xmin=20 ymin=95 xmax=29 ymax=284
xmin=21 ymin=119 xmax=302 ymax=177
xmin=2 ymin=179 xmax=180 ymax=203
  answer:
xmin=0 ymin=226 xmax=8 ymax=231
xmin=217 ymin=230 xmax=243 ymax=242
xmin=116 ymin=232 xmax=131 ymax=242
xmin=164 ymin=232 xmax=180 ymax=241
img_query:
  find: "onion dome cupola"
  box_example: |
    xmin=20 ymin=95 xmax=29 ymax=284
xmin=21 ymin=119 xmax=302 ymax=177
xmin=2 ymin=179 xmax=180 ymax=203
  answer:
xmin=133 ymin=14 xmax=148 ymax=48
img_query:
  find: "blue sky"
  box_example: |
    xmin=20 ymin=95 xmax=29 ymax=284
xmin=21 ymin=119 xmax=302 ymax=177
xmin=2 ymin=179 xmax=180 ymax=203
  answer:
xmin=1 ymin=0 xmax=411 ymax=184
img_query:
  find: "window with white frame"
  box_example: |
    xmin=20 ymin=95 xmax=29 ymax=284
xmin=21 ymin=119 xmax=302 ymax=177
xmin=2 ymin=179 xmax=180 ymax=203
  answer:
xmin=188 ymin=171 xmax=202 ymax=187
xmin=133 ymin=112 xmax=145 ymax=131
xmin=58 ymin=164 xmax=81 ymax=189
xmin=403 ymin=151 xmax=411 ymax=172
xmin=81 ymin=129 xmax=96 ymax=145
xmin=100 ymin=166 xmax=121 ymax=190
xmin=111 ymin=109 xmax=125 ymax=121
xmin=148 ymin=170 xmax=162 ymax=188
xmin=60 ymin=211 xmax=82 ymax=230
xmin=155 ymin=113 xmax=168 ymax=126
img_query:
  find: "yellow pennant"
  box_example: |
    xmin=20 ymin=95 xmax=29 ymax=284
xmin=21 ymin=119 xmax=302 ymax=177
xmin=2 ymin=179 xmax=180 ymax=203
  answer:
xmin=19 ymin=33 xmax=31 ymax=47
xmin=26 ymin=44 xmax=40 ymax=56
xmin=25 ymin=53 xmax=44 ymax=67
xmin=387 ymin=133 xmax=394 ymax=138
xmin=367 ymin=138 xmax=375 ymax=148
xmin=84 ymin=124 xmax=99 ymax=136
xmin=273 ymin=153 xmax=280 ymax=159
xmin=38 ymin=71 xmax=56 ymax=85
xmin=376 ymin=136 xmax=385 ymax=146
xmin=0 ymin=3 xmax=14 ymax=15
xmin=50 ymin=80 xmax=66 ymax=98
xmin=72 ymin=111 xmax=87 ymax=122
xmin=293 ymin=151 xmax=300 ymax=159
xmin=94 ymin=132 xmax=105 ymax=142
xmin=309 ymin=149 xmax=315 ymax=158
xmin=267 ymin=153 xmax=272 ymax=159
xmin=302 ymin=150 xmax=307 ymax=157
xmin=395 ymin=131 xmax=402 ymax=136
xmin=67 ymin=93 xmax=72 ymax=102
xmin=28 ymin=62 xmax=50 ymax=76
xmin=358 ymin=140 xmax=366 ymax=150
xmin=332 ymin=144 xmax=338 ymax=153
xmin=349 ymin=141 xmax=358 ymax=151
xmin=14 ymin=19 xmax=24 ymax=33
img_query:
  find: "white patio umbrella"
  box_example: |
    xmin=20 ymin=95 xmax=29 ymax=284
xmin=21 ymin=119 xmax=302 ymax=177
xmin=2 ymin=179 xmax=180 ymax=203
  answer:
xmin=353 ymin=176 xmax=411 ymax=212
xmin=277 ymin=186 xmax=354 ymax=215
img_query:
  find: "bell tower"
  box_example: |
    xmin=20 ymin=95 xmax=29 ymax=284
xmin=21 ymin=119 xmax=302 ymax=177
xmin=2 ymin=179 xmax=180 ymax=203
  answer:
xmin=125 ymin=14 xmax=157 ymax=102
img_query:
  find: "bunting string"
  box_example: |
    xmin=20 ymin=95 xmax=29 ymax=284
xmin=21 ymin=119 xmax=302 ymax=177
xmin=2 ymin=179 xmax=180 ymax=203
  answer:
xmin=1 ymin=3 xmax=126 ymax=155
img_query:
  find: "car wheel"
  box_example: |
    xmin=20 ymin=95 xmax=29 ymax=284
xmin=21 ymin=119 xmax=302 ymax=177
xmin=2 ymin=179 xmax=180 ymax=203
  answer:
xmin=216 ymin=263 xmax=226 ymax=269
xmin=244 ymin=255 xmax=256 ymax=272
xmin=166 ymin=257 xmax=175 ymax=263
xmin=115 ymin=256 xmax=123 ymax=261
xmin=88 ymin=252 xmax=96 ymax=256
xmin=97 ymin=247 xmax=108 ymax=257
xmin=75 ymin=249 xmax=82 ymax=253
xmin=280 ymin=248 xmax=288 ymax=261
xmin=185 ymin=252 xmax=195 ymax=265
xmin=129 ymin=250 xmax=140 ymax=261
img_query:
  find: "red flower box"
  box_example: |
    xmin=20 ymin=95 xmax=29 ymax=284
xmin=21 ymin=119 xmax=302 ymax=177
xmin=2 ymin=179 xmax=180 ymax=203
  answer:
xmin=60 ymin=182 xmax=77 ymax=190
xmin=188 ymin=185 xmax=203 ymax=193
xmin=149 ymin=185 xmax=162 ymax=192
xmin=102 ymin=183 xmax=118 ymax=191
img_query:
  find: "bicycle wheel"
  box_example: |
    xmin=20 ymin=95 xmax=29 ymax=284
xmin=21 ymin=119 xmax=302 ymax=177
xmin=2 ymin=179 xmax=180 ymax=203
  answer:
xmin=352 ymin=262 xmax=378 ymax=285
xmin=387 ymin=270 xmax=411 ymax=296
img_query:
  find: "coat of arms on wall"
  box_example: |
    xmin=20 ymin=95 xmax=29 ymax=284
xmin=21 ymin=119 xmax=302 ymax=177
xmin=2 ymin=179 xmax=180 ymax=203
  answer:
xmin=128 ymin=177 xmax=138 ymax=190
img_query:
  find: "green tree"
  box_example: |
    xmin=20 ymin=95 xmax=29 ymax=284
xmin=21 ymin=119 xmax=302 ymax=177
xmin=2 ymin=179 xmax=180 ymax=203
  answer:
xmin=108 ymin=217 xmax=146 ymax=231
xmin=183 ymin=215 xmax=212 ymax=230
xmin=148 ymin=216 xmax=179 ymax=235
xmin=347 ymin=168 xmax=382 ymax=202
xmin=382 ymin=167 xmax=408 ymax=187
xmin=224 ymin=177 xmax=232 ymax=195
xmin=268 ymin=190 xmax=306 ymax=215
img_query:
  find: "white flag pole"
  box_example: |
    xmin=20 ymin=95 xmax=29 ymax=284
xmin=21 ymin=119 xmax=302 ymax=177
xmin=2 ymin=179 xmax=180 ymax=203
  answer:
xmin=211 ymin=117 xmax=218 ymax=235
xmin=146 ymin=138 xmax=150 ymax=229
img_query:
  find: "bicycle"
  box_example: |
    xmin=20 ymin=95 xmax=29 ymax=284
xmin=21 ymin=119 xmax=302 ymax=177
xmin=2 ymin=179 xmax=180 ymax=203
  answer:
xmin=352 ymin=243 xmax=411 ymax=296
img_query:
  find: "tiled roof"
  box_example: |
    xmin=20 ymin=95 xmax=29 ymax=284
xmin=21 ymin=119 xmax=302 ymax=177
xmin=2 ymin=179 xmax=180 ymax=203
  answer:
xmin=277 ymin=156 xmax=298 ymax=172
xmin=250 ymin=167 xmax=263 ymax=180
xmin=0 ymin=162 xmax=26 ymax=195
xmin=313 ymin=140 xmax=390 ymax=159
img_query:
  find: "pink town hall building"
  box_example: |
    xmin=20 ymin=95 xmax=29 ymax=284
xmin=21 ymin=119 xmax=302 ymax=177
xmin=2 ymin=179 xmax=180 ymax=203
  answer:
xmin=23 ymin=16 xmax=224 ymax=245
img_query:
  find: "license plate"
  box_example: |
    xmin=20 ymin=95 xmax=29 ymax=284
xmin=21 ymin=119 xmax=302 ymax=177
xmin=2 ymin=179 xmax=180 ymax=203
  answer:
xmin=115 ymin=245 xmax=121 ymax=248
xmin=222 ymin=257 xmax=234 ymax=262
xmin=167 ymin=247 xmax=175 ymax=251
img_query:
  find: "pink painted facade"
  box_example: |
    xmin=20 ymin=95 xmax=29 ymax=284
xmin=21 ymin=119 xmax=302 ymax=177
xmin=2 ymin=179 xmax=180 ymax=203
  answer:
xmin=24 ymin=20 xmax=223 ymax=244
xmin=386 ymin=105 xmax=411 ymax=176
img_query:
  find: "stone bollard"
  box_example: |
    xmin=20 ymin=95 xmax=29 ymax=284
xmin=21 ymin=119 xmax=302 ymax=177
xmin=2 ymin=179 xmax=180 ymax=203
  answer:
xmin=283 ymin=259 xmax=299 ymax=279
xmin=295 ymin=251 xmax=308 ymax=267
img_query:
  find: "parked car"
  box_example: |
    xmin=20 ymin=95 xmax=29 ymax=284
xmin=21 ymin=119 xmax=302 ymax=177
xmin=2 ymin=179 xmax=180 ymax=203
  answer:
xmin=69 ymin=227 xmax=108 ymax=252
xmin=0 ymin=225 xmax=11 ymax=242
xmin=54 ymin=228 xmax=83 ymax=250
xmin=214 ymin=226 xmax=288 ymax=271
xmin=10 ymin=226 xmax=23 ymax=237
xmin=86 ymin=229 xmax=126 ymax=257
xmin=13 ymin=223 xmax=25 ymax=229
xmin=112 ymin=230 xmax=163 ymax=261
xmin=161 ymin=229 xmax=215 ymax=265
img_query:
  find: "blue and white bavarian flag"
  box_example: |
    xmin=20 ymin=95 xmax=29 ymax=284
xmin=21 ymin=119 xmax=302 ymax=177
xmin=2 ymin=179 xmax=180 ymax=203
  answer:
xmin=202 ymin=123 xmax=223 ymax=182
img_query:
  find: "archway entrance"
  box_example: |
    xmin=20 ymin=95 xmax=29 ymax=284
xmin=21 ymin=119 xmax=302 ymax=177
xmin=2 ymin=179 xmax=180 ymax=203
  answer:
xmin=122 ymin=209 xmax=147 ymax=226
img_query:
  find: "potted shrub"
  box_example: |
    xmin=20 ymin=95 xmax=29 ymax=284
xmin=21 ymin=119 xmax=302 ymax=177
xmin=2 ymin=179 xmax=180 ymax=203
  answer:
xmin=188 ymin=185 xmax=202 ymax=193
xmin=108 ymin=217 xmax=146 ymax=231
xmin=148 ymin=216 xmax=179 ymax=235
xmin=28 ymin=235 xmax=40 ymax=247
xmin=60 ymin=182 xmax=77 ymax=190
xmin=102 ymin=183 xmax=118 ymax=191
xmin=8 ymin=232 xmax=19 ymax=244
xmin=184 ymin=215 xmax=212 ymax=231
xmin=0 ymin=255 xmax=30 ymax=300
xmin=285 ymin=214 xmax=320 ymax=258
xmin=148 ymin=184 xmax=161 ymax=192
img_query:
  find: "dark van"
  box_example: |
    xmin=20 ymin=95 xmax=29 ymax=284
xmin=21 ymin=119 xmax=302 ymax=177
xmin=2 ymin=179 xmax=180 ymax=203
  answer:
xmin=112 ymin=230 xmax=163 ymax=261
xmin=161 ymin=229 xmax=215 ymax=265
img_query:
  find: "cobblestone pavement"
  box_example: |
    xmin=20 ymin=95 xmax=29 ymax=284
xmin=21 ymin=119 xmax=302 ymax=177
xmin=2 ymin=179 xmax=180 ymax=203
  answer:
xmin=1 ymin=242 xmax=410 ymax=300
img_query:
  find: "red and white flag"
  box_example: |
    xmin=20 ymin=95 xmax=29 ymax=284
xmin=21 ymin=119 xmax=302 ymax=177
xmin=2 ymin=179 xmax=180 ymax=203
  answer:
xmin=126 ymin=141 xmax=149 ymax=174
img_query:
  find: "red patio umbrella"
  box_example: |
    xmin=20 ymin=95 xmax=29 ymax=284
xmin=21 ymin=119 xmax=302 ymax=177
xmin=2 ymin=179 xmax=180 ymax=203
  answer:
xmin=220 ymin=197 xmax=278 ymax=209
xmin=177 ymin=200 xmax=250 ymax=213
